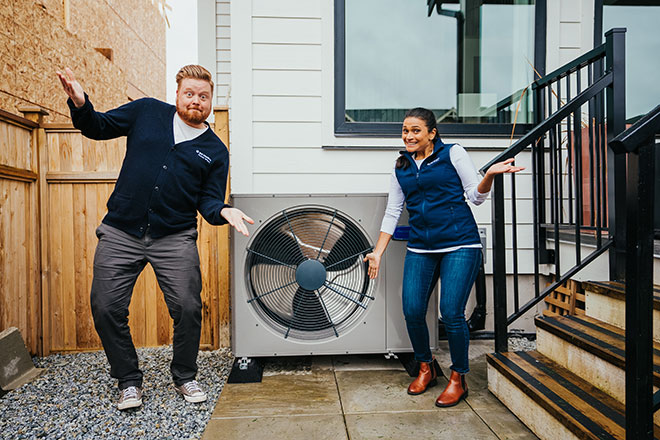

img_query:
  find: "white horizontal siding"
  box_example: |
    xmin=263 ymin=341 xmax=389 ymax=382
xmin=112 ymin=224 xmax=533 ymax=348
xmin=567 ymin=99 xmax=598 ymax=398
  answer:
xmin=253 ymin=148 xmax=398 ymax=174
xmin=253 ymin=122 xmax=323 ymax=147
xmin=252 ymin=0 xmax=321 ymax=18
xmin=483 ymin=250 xmax=538 ymax=276
xmin=253 ymin=70 xmax=322 ymax=96
xmin=253 ymin=44 xmax=322 ymax=70
xmin=252 ymin=17 xmax=322 ymax=44
xmin=216 ymin=0 xmax=231 ymax=107
xmin=253 ymin=173 xmax=391 ymax=194
xmin=216 ymin=2 xmax=229 ymax=15
xmin=547 ymin=0 xmax=594 ymax=72
xmin=252 ymin=96 xmax=322 ymax=122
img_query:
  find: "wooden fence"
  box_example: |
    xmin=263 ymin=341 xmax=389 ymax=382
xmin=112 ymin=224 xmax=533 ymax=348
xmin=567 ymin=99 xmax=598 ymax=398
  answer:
xmin=0 ymin=107 xmax=231 ymax=356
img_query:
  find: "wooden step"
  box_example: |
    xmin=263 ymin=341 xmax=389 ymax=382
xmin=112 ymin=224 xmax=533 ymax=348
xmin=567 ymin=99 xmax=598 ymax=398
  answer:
xmin=583 ymin=281 xmax=660 ymax=342
xmin=487 ymin=350 xmax=660 ymax=440
xmin=535 ymin=314 xmax=660 ymax=404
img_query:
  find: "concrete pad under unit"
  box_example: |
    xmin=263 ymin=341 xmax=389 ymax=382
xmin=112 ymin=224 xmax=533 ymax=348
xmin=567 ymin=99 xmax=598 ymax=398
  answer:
xmin=203 ymin=415 xmax=348 ymax=440
xmin=203 ymin=341 xmax=538 ymax=440
xmin=211 ymin=369 xmax=341 ymax=418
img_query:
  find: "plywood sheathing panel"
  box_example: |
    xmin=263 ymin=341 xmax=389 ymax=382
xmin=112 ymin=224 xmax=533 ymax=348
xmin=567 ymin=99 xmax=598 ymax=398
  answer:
xmin=33 ymin=0 xmax=63 ymax=21
xmin=0 ymin=1 xmax=164 ymax=123
xmin=70 ymin=0 xmax=166 ymax=101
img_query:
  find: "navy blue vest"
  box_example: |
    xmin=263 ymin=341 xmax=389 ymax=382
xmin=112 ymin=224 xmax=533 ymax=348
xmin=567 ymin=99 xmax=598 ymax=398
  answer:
xmin=395 ymin=141 xmax=481 ymax=250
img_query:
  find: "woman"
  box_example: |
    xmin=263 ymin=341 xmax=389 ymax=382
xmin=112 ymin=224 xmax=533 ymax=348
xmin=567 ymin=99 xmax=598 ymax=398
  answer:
xmin=364 ymin=107 xmax=523 ymax=407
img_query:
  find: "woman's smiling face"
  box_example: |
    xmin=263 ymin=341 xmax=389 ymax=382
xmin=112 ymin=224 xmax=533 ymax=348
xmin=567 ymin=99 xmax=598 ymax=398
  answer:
xmin=402 ymin=116 xmax=436 ymax=158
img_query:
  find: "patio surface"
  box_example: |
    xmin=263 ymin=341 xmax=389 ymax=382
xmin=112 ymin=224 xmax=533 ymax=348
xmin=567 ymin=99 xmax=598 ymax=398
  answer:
xmin=202 ymin=340 xmax=538 ymax=440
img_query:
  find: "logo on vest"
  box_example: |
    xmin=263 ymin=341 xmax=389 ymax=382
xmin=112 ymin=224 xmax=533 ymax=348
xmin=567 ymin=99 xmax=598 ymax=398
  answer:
xmin=196 ymin=150 xmax=211 ymax=164
xmin=427 ymin=157 xmax=440 ymax=166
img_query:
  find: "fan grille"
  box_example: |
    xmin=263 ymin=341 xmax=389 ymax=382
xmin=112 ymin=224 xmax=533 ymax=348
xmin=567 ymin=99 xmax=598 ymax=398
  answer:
xmin=244 ymin=205 xmax=375 ymax=341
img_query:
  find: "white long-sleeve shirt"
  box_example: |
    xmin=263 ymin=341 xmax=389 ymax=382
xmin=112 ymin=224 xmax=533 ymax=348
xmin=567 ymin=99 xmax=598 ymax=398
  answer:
xmin=380 ymin=144 xmax=489 ymax=253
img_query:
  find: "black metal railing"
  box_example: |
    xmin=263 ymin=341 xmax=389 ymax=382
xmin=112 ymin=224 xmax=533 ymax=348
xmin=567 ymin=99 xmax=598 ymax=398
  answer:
xmin=482 ymin=25 xmax=659 ymax=438
xmin=609 ymin=103 xmax=660 ymax=439
xmin=481 ymin=29 xmax=627 ymax=352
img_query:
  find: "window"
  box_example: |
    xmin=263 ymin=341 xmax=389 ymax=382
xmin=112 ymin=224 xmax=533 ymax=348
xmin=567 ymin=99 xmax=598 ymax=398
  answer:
xmin=596 ymin=0 xmax=660 ymax=123
xmin=335 ymin=0 xmax=546 ymax=137
xmin=595 ymin=1 xmax=660 ymax=236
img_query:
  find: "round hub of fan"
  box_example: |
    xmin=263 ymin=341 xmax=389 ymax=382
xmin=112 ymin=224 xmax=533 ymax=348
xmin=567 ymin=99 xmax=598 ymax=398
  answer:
xmin=295 ymin=259 xmax=327 ymax=291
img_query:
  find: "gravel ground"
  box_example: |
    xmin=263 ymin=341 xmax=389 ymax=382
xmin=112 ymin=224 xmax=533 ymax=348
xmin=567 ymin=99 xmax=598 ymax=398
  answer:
xmin=0 ymin=347 xmax=233 ymax=440
xmin=508 ymin=336 xmax=537 ymax=351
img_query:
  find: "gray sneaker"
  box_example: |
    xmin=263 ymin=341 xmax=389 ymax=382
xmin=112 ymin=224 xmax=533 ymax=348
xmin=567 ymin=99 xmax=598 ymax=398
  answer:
xmin=117 ymin=386 xmax=143 ymax=410
xmin=175 ymin=380 xmax=207 ymax=403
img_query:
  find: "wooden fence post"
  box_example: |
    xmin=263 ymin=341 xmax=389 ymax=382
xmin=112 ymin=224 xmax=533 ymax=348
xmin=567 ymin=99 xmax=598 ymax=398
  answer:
xmin=213 ymin=107 xmax=231 ymax=348
xmin=18 ymin=107 xmax=49 ymax=356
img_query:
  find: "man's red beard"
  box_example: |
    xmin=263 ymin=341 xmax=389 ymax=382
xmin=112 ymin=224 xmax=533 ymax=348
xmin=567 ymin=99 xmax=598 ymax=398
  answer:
xmin=177 ymin=106 xmax=209 ymax=125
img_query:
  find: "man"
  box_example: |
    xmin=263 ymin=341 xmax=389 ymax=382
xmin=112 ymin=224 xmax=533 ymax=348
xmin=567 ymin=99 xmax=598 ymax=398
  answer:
xmin=56 ymin=65 xmax=253 ymax=410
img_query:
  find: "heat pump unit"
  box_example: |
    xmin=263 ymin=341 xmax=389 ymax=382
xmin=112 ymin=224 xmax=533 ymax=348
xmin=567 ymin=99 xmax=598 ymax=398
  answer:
xmin=231 ymin=194 xmax=437 ymax=358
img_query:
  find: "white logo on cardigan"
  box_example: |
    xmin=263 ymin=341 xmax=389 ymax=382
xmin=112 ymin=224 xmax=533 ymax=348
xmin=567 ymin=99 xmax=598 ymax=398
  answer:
xmin=196 ymin=150 xmax=211 ymax=163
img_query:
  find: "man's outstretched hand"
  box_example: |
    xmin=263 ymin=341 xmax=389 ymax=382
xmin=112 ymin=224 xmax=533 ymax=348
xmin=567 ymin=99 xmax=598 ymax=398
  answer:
xmin=220 ymin=207 xmax=254 ymax=237
xmin=56 ymin=68 xmax=85 ymax=108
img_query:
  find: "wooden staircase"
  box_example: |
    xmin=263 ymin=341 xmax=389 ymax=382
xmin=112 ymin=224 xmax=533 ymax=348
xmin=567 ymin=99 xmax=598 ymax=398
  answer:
xmin=487 ymin=281 xmax=660 ymax=440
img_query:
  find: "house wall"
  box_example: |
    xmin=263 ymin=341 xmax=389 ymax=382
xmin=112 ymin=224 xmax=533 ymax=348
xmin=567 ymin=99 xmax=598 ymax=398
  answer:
xmin=547 ymin=0 xmax=595 ymax=72
xmin=219 ymin=0 xmax=609 ymax=334
xmin=214 ymin=0 xmax=232 ymax=107
xmin=222 ymin=0 xmax=601 ymax=277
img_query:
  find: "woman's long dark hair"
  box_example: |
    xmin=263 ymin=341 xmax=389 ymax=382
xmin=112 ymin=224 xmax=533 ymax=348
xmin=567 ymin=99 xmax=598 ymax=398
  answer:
xmin=395 ymin=107 xmax=439 ymax=169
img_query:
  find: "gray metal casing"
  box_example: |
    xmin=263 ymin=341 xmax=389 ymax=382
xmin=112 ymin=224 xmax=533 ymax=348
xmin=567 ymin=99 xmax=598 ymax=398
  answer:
xmin=231 ymin=194 xmax=437 ymax=357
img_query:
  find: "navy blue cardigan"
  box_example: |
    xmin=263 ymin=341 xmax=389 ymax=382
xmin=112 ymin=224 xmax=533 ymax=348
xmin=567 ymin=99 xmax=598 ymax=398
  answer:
xmin=68 ymin=95 xmax=230 ymax=238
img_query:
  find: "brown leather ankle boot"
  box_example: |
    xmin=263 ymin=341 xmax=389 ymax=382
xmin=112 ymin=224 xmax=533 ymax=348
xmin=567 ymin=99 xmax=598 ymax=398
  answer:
xmin=407 ymin=359 xmax=438 ymax=395
xmin=435 ymin=370 xmax=468 ymax=407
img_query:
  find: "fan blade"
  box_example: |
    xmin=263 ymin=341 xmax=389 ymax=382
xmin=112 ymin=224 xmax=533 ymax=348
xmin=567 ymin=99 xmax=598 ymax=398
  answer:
xmin=291 ymin=287 xmax=332 ymax=331
xmin=250 ymin=229 xmax=303 ymax=266
xmin=323 ymin=229 xmax=370 ymax=271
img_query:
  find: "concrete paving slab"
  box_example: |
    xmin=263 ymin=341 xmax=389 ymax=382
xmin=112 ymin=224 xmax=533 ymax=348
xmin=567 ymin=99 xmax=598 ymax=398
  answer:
xmin=464 ymin=357 xmax=504 ymax=409
xmin=202 ymin=341 xmax=539 ymax=440
xmin=472 ymin=405 xmax=539 ymax=440
xmin=212 ymin=369 xmax=341 ymax=418
xmin=336 ymin=369 xmax=468 ymax=413
xmin=345 ymin=410 xmax=498 ymax=439
xmin=333 ymin=353 xmax=405 ymax=371
xmin=203 ymin=414 xmax=348 ymax=440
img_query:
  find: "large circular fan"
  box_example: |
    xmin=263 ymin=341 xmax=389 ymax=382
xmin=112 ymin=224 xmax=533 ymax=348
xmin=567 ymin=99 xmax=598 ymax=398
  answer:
xmin=244 ymin=205 xmax=375 ymax=341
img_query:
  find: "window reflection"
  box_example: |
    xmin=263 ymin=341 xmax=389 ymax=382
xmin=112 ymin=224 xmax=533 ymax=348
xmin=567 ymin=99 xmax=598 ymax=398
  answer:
xmin=344 ymin=0 xmax=535 ymax=125
xmin=602 ymin=1 xmax=660 ymax=122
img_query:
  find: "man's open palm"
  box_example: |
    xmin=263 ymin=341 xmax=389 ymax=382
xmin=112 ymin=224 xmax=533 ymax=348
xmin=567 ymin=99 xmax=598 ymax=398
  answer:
xmin=56 ymin=68 xmax=85 ymax=108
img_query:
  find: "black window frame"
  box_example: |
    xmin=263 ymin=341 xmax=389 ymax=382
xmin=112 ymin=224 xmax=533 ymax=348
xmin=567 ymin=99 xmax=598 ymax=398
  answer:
xmin=334 ymin=0 xmax=547 ymax=138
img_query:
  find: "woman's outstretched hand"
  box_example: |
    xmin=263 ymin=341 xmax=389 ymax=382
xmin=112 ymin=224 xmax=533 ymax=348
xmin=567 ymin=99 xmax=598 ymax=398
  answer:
xmin=487 ymin=158 xmax=525 ymax=175
xmin=478 ymin=157 xmax=525 ymax=194
xmin=363 ymin=252 xmax=381 ymax=279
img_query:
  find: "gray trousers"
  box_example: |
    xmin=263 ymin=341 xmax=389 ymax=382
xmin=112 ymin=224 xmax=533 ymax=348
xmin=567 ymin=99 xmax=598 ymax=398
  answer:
xmin=90 ymin=223 xmax=202 ymax=389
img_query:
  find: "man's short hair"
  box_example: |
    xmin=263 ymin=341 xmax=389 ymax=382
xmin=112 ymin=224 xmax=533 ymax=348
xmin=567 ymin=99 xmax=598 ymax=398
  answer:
xmin=175 ymin=65 xmax=214 ymax=93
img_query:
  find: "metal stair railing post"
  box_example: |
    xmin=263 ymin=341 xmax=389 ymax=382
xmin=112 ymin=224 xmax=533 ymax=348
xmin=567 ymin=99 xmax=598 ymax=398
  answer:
xmin=605 ymin=28 xmax=627 ymax=281
xmin=610 ymin=103 xmax=660 ymax=440
xmin=624 ymin=136 xmax=655 ymax=439
xmin=491 ymin=174 xmax=508 ymax=353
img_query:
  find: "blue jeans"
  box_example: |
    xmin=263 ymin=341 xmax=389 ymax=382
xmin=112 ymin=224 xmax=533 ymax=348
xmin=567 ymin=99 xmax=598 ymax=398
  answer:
xmin=402 ymin=247 xmax=482 ymax=374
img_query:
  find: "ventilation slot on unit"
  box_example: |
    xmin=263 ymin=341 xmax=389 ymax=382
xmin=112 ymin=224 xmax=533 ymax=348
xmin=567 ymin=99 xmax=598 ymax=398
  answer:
xmin=244 ymin=205 xmax=375 ymax=341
